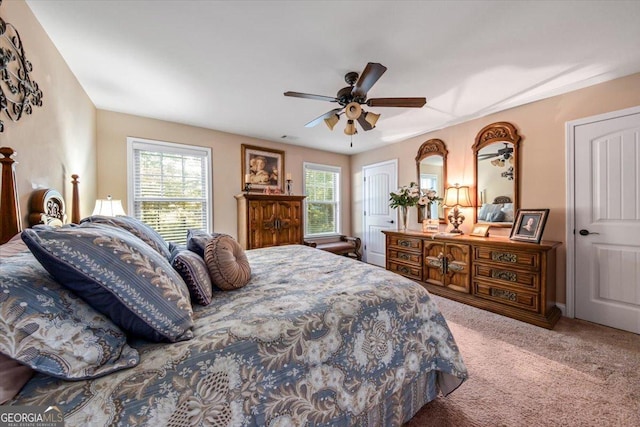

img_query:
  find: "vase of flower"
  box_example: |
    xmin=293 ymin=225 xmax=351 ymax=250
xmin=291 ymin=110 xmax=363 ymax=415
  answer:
xmin=400 ymin=205 xmax=409 ymax=232
xmin=389 ymin=182 xmax=420 ymax=232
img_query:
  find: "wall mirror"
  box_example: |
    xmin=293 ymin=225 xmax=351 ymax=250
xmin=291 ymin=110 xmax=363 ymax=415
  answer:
xmin=415 ymin=138 xmax=448 ymax=222
xmin=472 ymin=122 xmax=521 ymax=227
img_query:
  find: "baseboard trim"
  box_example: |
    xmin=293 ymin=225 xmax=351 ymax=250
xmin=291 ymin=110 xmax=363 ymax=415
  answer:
xmin=556 ymin=303 xmax=566 ymax=317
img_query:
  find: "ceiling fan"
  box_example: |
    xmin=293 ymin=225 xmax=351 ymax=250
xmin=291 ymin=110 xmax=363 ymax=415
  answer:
xmin=284 ymin=62 xmax=426 ymax=137
xmin=478 ymin=143 xmax=514 ymax=167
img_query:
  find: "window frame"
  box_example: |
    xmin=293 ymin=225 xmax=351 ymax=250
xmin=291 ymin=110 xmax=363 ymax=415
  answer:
xmin=126 ymin=137 xmax=213 ymax=240
xmin=303 ymin=162 xmax=341 ymax=238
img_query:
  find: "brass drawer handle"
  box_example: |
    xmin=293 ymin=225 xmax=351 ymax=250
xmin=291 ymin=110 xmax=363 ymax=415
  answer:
xmin=398 ymin=266 xmax=410 ymax=275
xmin=491 ymin=252 xmax=517 ymax=263
xmin=398 ymin=240 xmax=411 ymax=247
xmin=491 ymin=270 xmax=517 ymax=282
xmin=398 ymin=253 xmax=410 ymax=261
xmin=490 ymin=288 xmax=517 ymax=302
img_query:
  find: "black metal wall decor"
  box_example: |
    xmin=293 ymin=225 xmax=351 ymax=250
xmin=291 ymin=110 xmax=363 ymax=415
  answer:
xmin=0 ymin=0 xmax=43 ymax=132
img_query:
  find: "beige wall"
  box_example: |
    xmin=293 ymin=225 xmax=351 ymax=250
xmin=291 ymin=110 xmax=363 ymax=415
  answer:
xmin=351 ymin=72 xmax=640 ymax=304
xmin=96 ymin=110 xmax=351 ymax=238
xmin=6 ymin=0 xmax=640 ymax=306
xmin=1 ymin=0 xmax=96 ymax=225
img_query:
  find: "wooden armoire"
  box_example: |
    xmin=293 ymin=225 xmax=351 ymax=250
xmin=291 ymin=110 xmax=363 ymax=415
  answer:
xmin=235 ymin=194 xmax=306 ymax=249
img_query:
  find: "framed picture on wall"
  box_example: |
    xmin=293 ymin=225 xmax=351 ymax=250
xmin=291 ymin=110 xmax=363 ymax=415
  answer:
xmin=509 ymin=209 xmax=550 ymax=243
xmin=241 ymin=144 xmax=285 ymax=193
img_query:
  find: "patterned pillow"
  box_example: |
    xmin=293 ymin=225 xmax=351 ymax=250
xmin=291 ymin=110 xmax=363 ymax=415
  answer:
xmin=204 ymin=234 xmax=251 ymax=290
xmin=0 ymin=250 xmax=140 ymax=380
xmin=21 ymin=224 xmax=194 ymax=343
xmin=80 ymin=215 xmax=172 ymax=259
xmin=186 ymin=229 xmax=220 ymax=258
xmin=171 ymin=249 xmax=214 ymax=306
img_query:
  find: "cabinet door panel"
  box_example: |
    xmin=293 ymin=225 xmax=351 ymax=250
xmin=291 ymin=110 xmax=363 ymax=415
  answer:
xmin=424 ymin=241 xmax=446 ymax=287
xmin=274 ymin=200 xmax=302 ymax=245
xmin=250 ymin=200 xmax=278 ymax=249
xmin=445 ymin=243 xmax=470 ymax=293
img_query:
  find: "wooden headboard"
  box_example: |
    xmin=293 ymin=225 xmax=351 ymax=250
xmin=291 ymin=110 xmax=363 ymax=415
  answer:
xmin=0 ymin=147 xmax=21 ymax=244
xmin=0 ymin=146 xmax=80 ymax=244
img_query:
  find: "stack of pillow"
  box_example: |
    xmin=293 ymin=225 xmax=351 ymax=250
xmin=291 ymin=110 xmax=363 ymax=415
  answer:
xmin=477 ymin=202 xmax=514 ymax=222
xmin=0 ymin=215 xmax=251 ymax=403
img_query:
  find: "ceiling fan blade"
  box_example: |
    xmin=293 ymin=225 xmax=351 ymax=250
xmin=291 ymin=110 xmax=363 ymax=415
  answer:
xmin=357 ymin=114 xmax=374 ymax=131
xmin=304 ymin=108 xmax=343 ymax=128
xmin=352 ymin=63 xmax=387 ymax=98
xmin=367 ymin=97 xmax=427 ymax=108
xmin=478 ymin=153 xmax=500 ymax=159
xmin=284 ymin=91 xmax=338 ymax=103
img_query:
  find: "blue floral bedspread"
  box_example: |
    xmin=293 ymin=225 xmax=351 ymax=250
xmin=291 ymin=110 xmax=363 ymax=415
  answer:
xmin=11 ymin=245 xmax=467 ymax=426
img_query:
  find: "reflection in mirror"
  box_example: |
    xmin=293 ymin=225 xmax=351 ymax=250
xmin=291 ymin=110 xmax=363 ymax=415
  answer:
xmin=473 ymin=122 xmax=521 ymax=227
xmin=415 ymin=139 xmax=448 ymax=222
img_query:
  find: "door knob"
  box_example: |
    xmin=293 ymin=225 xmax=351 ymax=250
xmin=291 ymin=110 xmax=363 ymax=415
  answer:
xmin=387 ymin=220 xmax=395 ymax=224
xmin=579 ymin=229 xmax=599 ymax=236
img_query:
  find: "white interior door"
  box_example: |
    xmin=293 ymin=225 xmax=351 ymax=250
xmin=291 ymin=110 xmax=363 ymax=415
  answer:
xmin=573 ymin=108 xmax=640 ymax=334
xmin=363 ymin=160 xmax=397 ymax=267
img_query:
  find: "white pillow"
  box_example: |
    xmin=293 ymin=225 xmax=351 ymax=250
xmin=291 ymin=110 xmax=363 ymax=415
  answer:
xmin=478 ymin=203 xmax=503 ymax=221
xmin=501 ymin=203 xmax=514 ymax=222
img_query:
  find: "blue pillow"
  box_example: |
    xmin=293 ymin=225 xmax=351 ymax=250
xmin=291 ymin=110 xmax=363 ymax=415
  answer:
xmin=487 ymin=210 xmax=505 ymax=222
xmin=22 ymin=224 xmax=194 ymax=343
xmin=171 ymin=249 xmax=214 ymax=306
xmin=0 ymin=250 xmax=139 ymax=379
xmin=80 ymin=215 xmax=172 ymax=259
xmin=186 ymin=229 xmax=220 ymax=258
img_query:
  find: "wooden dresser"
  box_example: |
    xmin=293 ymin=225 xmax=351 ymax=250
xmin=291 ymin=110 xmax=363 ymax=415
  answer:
xmin=383 ymin=230 xmax=561 ymax=328
xmin=235 ymin=194 xmax=305 ymax=249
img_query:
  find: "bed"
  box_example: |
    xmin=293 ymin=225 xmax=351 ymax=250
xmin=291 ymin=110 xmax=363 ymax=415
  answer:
xmin=0 ymin=146 xmax=467 ymax=426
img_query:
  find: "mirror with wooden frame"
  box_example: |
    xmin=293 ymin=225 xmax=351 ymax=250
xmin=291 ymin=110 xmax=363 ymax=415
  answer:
xmin=415 ymin=138 xmax=448 ymax=223
xmin=472 ymin=122 xmax=521 ymax=227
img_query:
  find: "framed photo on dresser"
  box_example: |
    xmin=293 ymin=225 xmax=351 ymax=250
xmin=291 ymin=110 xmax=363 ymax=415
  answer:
xmin=510 ymin=209 xmax=549 ymax=243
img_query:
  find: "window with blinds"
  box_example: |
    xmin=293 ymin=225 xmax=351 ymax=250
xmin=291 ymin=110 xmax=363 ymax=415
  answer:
xmin=127 ymin=138 xmax=212 ymax=245
xmin=303 ymin=162 xmax=340 ymax=237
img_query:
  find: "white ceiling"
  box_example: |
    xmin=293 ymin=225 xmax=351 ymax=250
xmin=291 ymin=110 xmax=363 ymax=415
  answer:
xmin=26 ymin=0 xmax=640 ymax=154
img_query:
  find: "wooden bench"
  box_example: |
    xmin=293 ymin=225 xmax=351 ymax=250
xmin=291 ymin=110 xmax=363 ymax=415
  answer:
xmin=304 ymin=235 xmax=362 ymax=261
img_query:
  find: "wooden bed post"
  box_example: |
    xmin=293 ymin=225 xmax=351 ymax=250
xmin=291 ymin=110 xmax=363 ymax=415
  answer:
xmin=71 ymin=174 xmax=80 ymax=224
xmin=0 ymin=147 xmax=22 ymax=244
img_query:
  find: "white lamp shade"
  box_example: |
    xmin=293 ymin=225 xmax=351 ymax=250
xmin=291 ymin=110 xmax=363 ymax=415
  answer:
xmin=443 ymin=185 xmax=472 ymax=208
xmin=92 ymin=197 xmax=126 ymax=216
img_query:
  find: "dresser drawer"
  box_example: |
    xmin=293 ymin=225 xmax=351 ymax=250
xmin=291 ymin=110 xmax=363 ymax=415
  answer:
xmin=474 ymin=264 xmax=539 ymax=291
xmin=388 ymin=261 xmax=422 ymax=281
xmin=473 ymin=281 xmax=539 ymax=312
xmin=389 ymin=249 xmax=422 ymax=266
xmin=474 ymin=247 xmax=540 ymax=270
xmin=388 ymin=235 xmax=422 ymax=251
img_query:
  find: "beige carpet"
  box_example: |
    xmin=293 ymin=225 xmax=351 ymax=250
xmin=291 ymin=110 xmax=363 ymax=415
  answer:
xmin=407 ymin=295 xmax=640 ymax=427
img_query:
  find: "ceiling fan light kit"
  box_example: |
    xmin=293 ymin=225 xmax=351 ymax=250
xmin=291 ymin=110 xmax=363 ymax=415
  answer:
xmin=345 ymin=102 xmax=362 ymax=120
xmin=364 ymin=111 xmax=380 ymax=127
xmin=324 ymin=114 xmax=340 ymax=130
xmin=284 ymin=62 xmax=426 ymax=144
xmin=344 ymin=120 xmax=357 ymax=136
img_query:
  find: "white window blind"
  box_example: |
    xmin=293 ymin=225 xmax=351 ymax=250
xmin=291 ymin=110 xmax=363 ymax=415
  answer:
xmin=127 ymin=138 xmax=212 ymax=245
xmin=303 ymin=162 xmax=340 ymax=237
